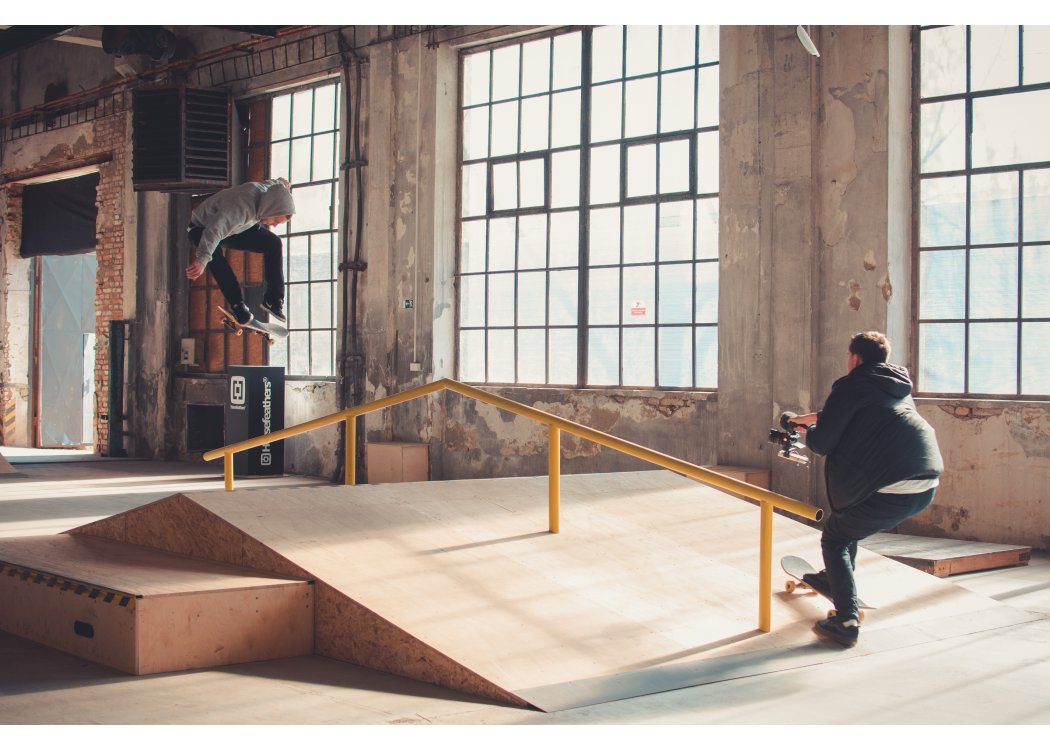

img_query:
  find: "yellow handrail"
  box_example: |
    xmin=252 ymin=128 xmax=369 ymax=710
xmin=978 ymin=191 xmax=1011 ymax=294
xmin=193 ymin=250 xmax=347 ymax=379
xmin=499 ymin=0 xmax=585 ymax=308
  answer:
xmin=203 ymin=377 xmax=823 ymax=632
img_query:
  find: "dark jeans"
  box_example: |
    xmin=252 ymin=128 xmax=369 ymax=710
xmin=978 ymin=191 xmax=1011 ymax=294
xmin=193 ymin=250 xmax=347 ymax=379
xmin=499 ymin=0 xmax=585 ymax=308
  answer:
xmin=188 ymin=224 xmax=285 ymax=307
xmin=821 ymin=487 xmax=936 ymax=621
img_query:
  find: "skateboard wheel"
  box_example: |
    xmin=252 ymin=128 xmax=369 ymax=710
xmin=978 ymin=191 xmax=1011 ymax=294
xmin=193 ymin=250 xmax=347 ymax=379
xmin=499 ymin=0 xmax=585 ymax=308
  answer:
xmin=785 ymin=580 xmax=797 ymax=593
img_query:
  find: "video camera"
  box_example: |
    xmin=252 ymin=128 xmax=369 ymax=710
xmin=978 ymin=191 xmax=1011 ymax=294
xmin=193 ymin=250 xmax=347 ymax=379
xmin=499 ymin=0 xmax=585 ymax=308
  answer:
xmin=769 ymin=411 xmax=810 ymax=465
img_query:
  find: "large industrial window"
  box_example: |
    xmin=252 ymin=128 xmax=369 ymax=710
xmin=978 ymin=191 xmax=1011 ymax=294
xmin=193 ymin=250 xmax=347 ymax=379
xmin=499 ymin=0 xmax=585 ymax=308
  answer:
xmin=917 ymin=26 xmax=1050 ymax=396
xmin=266 ymin=80 xmax=341 ymax=378
xmin=457 ymin=26 xmax=720 ymax=388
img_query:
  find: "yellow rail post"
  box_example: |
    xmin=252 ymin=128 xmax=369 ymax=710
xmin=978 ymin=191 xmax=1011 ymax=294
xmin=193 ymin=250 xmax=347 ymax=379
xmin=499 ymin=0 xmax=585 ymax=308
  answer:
xmin=758 ymin=500 xmax=774 ymax=632
xmin=223 ymin=452 xmax=234 ymax=492
xmin=344 ymin=416 xmax=356 ymax=485
xmin=549 ymin=425 xmax=561 ymax=534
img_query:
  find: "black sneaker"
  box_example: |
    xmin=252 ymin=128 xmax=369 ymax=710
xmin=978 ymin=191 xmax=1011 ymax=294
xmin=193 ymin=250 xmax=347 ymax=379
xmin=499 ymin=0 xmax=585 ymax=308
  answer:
xmin=230 ymin=301 xmax=253 ymax=326
xmin=802 ymin=570 xmax=831 ymax=596
xmin=261 ymin=298 xmax=286 ymax=323
xmin=814 ymin=615 xmax=860 ymax=647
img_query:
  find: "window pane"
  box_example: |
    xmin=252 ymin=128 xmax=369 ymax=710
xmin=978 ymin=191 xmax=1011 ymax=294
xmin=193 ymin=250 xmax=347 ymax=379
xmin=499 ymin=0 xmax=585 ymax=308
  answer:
xmin=521 ymin=38 xmax=551 ymax=96
xmin=310 ymin=281 xmax=333 ymax=330
xmin=489 ymin=217 xmax=515 ymax=271
xmin=490 ymin=101 xmax=519 ymax=156
xmin=549 ymin=328 xmax=577 ymax=384
xmin=969 ymin=322 xmax=1017 ymax=393
xmin=291 ymin=90 xmax=313 ymax=137
xmin=662 ymin=26 xmax=696 ymax=70
xmin=549 ymin=269 xmax=578 ymax=325
xmin=659 ymin=264 xmax=692 ymax=324
xmin=660 ymin=139 xmax=690 ymax=194
xmin=973 ymin=90 xmax=1050 ymax=168
xmin=550 ymin=211 xmax=579 ymax=268
xmin=552 ymin=32 xmax=582 ymax=89
xmin=488 ymin=329 xmax=515 ymax=382
xmin=658 ymin=200 xmax=693 ymax=261
xmin=971 ymin=26 xmax=1018 ymax=91
xmin=288 ymin=330 xmax=309 ymax=375
xmin=288 ymin=236 xmax=309 ymax=283
xmin=590 ymin=145 xmax=620 ymax=205
xmin=551 ymin=149 xmax=580 ymax=208
xmin=696 ymin=261 xmax=718 ymax=324
xmin=659 ymin=327 xmax=692 ymax=387
xmin=697 ymin=130 xmax=718 ymax=195
xmin=270 ymin=141 xmax=290 ymax=179
xmin=695 ymin=326 xmax=717 ymax=388
xmin=971 ymin=172 xmax=1018 ymax=245
xmin=271 ymin=94 xmax=291 ymax=140
xmin=970 ymin=247 xmax=1018 ymax=319
xmin=521 ymin=96 xmax=549 ymax=153
xmin=589 ymin=267 xmax=620 ymax=325
xmin=921 ymin=26 xmax=966 ymax=98
xmin=592 ymin=25 xmax=623 ymax=83
xmin=459 ymin=329 xmax=486 ymax=381
xmin=463 ymin=51 xmax=491 ymax=106
xmin=920 ymin=177 xmax=966 ymax=247
xmin=696 ymin=66 xmax=719 ymax=129
xmin=696 ymin=197 xmax=718 ymax=259
xmin=919 ymin=249 xmax=966 ymax=319
xmin=698 ymin=26 xmax=719 ymax=65
xmin=626 ymin=143 xmax=656 ymax=198
xmin=1022 ymin=246 xmax=1050 ymax=317
xmin=591 ymin=82 xmax=623 ymax=143
xmin=462 ymin=163 xmax=487 ymax=217
xmin=492 ymin=162 xmax=518 ymax=211
xmin=460 ymin=219 xmax=487 ymax=273
xmin=625 ymin=77 xmax=658 ymax=137
xmin=518 ymin=328 xmax=547 ymax=384
xmin=459 ymin=275 xmax=486 ymax=327
xmin=626 ymin=26 xmax=659 ymax=77
xmin=1023 ymin=169 xmax=1050 ymax=241
xmin=589 ymin=207 xmax=621 ymax=266
xmin=463 ymin=105 xmax=490 ymax=160
xmin=520 ymin=158 xmax=546 ymax=208
xmin=312 ymin=132 xmax=335 ymax=181
xmin=918 ymin=322 xmax=965 ymax=392
xmin=551 ymin=89 xmax=581 ymax=148
xmin=313 ymin=83 xmax=337 ymax=132
xmin=623 ymin=327 xmax=655 ymax=386
xmin=310 ymin=234 xmax=334 ymax=281
xmin=518 ymin=214 xmax=547 ymax=269
xmin=588 ymin=328 xmax=620 ymax=385
xmin=491 ymin=45 xmax=520 ymax=101
xmin=518 ymin=271 xmax=547 ymax=326
xmin=310 ymin=330 xmax=333 ymax=376
xmin=623 ymin=264 xmax=655 ymax=325
xmin=289 ymin=285 xmax=309 ymax=330
xmin=1021 ymin=322 xmax=1050 ymax=394
xmin=661 ymin=70 xmax=695 ymax=133
xmin=623 ymin=204 xmax=656 ymax=264
xmin=1023 ymin=26 xmax=1050 ymax=84
xmin=489 ymin=273 xmax=515 ymax=327
xmin=920 ymin=100 xmax=965 ymax=173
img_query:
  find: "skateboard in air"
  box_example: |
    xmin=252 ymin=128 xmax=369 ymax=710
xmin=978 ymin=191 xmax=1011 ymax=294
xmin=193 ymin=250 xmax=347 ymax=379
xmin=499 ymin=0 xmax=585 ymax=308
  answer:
xmin=781 ymin=555 xmax=873 ymax=622
xmin=217 ymin=306 xmax=288 ymax=346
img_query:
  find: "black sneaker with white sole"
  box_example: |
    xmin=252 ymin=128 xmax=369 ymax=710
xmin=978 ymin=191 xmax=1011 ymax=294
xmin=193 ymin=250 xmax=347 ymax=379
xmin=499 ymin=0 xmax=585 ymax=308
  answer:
xmin=261 ymin=298 xmax=286 ymax=323
xmin=814 ymin=615 xmax=860 ymax=647
xmin=230 ymin=301 xmax=253 ymax=326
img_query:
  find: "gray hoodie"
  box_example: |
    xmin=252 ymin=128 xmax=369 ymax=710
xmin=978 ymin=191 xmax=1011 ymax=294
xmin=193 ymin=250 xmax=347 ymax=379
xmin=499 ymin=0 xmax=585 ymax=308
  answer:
xmin=189 ymin=179 xmax=296 ymax=265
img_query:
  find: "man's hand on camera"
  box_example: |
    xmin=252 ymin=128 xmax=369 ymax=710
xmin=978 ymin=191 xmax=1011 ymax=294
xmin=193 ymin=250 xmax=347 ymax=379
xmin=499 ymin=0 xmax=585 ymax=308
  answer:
xmin=789 ymin=413 xmax=818 ymax=430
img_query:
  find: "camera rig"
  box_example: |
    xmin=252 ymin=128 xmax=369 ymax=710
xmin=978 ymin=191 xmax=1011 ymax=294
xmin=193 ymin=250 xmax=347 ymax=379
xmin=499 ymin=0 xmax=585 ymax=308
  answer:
xmin=769 ymin=411 xmax=810 ymax=465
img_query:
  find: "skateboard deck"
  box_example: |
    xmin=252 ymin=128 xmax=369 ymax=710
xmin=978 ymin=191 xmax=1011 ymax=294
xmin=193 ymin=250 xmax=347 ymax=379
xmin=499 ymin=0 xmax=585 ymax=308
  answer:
xmin=217 ymin=306 xmax=288 ymax=345
xmin=781 ymin=554 xmax=873 ymax=621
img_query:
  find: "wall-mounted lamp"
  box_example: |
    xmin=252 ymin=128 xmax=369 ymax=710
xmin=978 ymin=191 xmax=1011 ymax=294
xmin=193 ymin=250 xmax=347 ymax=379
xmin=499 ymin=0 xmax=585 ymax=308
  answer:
xmin=796 ymin=25 xmax=821 ymax=57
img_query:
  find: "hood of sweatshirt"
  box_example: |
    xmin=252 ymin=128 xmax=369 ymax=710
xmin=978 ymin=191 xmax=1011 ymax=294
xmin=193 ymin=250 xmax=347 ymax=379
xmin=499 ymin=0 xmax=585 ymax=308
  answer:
xmin=257 ymin=183 xmax=295 ymax=219
xmin=855 ymin=361 xmax=913 ymax=399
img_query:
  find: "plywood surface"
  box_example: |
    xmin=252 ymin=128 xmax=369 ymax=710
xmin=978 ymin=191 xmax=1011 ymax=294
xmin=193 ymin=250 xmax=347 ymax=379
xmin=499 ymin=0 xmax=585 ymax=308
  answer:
xmin=134 ymin=471 xmax=1032 ymax=704
xmin=862 ymin=532 xmax=1032 ymax=577
xmin=0 ymin=534 xmax=307 ymax=595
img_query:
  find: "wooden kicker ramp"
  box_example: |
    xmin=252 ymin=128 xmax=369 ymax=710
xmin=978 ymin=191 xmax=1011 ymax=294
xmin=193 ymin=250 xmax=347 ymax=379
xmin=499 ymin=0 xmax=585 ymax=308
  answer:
xmin=0 ymin=471 xmax=1038 ymax=711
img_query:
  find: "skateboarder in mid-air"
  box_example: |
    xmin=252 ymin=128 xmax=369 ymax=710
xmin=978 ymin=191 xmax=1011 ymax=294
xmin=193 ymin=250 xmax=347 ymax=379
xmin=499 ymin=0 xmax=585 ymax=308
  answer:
xmin=787 ymin=332 xmax=943 ymax=647
xmin=185 ymin=177 xmax=295 ymax=326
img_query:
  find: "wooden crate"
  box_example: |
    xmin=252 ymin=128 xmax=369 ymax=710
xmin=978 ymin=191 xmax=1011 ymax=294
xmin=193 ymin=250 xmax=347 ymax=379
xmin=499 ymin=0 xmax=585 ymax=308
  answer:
xmin=367 ymin=442 xmax=429 ymax=483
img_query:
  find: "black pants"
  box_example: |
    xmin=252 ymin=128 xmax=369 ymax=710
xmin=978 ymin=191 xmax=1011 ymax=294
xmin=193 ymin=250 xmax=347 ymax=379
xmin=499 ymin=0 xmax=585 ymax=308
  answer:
xmin=821 ymin=487 xmax=937 ymax=621
xmin=188 ymin=224 xmax=285 ymax=307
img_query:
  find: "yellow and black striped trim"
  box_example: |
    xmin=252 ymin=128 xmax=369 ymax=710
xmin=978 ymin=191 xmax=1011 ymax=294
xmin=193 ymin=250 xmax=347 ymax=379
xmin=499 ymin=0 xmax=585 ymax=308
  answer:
xmin=1 ymin=562 xmax=138 ymax=610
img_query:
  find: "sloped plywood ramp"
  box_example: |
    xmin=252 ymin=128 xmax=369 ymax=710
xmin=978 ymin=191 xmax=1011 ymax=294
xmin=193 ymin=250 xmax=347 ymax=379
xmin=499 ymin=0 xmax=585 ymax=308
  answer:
xmin=68 ymin=471 xmax=1039 ymax=711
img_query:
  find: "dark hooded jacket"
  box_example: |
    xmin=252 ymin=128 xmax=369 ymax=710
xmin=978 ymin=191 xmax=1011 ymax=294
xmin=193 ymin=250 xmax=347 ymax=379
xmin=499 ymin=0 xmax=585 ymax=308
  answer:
xmin=805 ymin=362 xmax=943 ymax=512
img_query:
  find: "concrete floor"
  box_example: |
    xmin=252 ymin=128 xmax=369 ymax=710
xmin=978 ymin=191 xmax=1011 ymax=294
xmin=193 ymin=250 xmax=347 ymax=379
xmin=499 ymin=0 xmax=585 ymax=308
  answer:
xmin=1 ymin=452 xmax=1048 ymax=737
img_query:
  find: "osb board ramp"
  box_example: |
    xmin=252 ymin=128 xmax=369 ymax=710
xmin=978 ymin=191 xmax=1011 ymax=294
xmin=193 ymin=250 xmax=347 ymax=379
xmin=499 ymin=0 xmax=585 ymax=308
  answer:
xmin=67 ymin=471 xmax=1034 ymax=711
xmin=862 ymin=532 xmax=1032 ymax=577
xmin=0 ymin=452 xmax=16 ymax=474
xmin=0 ymin=534 xmax=313 ymax=674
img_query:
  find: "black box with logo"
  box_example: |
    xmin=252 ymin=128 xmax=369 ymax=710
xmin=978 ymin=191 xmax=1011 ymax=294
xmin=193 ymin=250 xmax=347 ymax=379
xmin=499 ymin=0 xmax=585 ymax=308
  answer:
xmin=225 ymin=365 xmax=284 ymax=476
